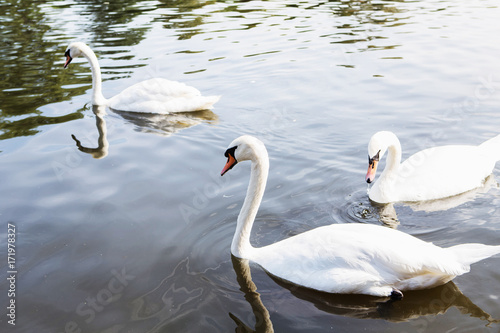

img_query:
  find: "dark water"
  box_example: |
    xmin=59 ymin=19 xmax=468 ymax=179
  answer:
xmin=2 ymin=0 xmax=500 ymax=332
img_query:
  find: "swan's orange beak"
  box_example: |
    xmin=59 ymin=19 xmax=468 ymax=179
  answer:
xmin=221 ymin=153 xmax=237 ymax=176
xmin=365 ymin=159 xmax=378 ymax=183
xmin=64 ymin=50 xmax=72 ymax=69
xmin=366 ymin=150 xmax=380 ymax=183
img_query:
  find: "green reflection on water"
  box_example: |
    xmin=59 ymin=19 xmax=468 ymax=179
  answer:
xmin=0 ymin=0 xmax=83 ymax=139
xmin=0 ymin=0 xmax=151 ymax=141
xmin=0 ymin=0 xmax=410 ymax=141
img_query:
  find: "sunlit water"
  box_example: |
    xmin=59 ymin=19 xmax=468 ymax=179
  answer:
xmin=2 ymin=0 xmax=500 ymax=332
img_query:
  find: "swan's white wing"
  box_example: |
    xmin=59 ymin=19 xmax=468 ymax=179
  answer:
xmin=394 ymin=145 xmax=496 ymax=201
xmin=124 ymin=78 xmax=202 ymax=97
xmin=108 ymin=78 xmax=220 ymax=113
xmin=252 ymin=224 xmax=468 ymax=296
xmin=110 ymin=96 xmax=220 ymax=114
xmin=371 ymin=145 xmax=496 ymax=203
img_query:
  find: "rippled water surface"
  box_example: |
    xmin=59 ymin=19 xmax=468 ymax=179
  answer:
xmin=2 ymin=0 xmax=500 ymax=332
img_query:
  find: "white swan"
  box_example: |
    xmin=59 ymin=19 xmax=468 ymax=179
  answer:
xmin=366 ymin=131 xmax=500 ymax=203
xmin=221 ymin=135 xmax=500 ymax=298
xmin=63 ymin=42 xmax=220 ymax=113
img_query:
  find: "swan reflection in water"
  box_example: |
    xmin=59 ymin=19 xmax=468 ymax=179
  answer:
xmin=230 ymin=256 xmax=498 ymax=331
xmin=113 ymin=108 xmax=218 ymax=137
xmin=230 ymin=256 xmax=274 ymax=333
xmin=275 ymin=278 xmax=498 ymax=324
xmin=72 ymin=105 xmax=109 ymax=159
xmin=71 ymin=105 xmax=218 ymax=158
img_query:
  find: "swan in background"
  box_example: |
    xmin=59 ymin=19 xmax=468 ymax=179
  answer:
xmin=63 ymin=42 xmax=220 ymax=113
xmin=221 ymin=135 xmax=500 ymax=298
xmin=365 ymin=131 xmax=500 ymax=203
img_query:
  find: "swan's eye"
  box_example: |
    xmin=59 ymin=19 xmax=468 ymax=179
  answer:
xmin=369 ymin=150 xmax=380 ymax=164
xmin=368 ymin=150 xmax=381 ymax=167
xmin=224 ymin=146 xmax=237 ymax=158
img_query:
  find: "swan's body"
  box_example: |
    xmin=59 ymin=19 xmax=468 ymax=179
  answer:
xmin=64 ymin=42 xmax=220 ymax=113
xmin=366 ymin=131 xmax=500 ymax=203
xmin=221 ymin=135 xmax=500 ymax=297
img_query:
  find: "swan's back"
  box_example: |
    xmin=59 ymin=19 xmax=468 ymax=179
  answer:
xmin=250 ymin=223 xmax=499 ymax=296
xmin=479 ymin=133 xmax=500 ymax=162
xmin=375 ymin=144 xmax=496 ymax=202
xmin=108 ymin=78 xmax=220 ymax=113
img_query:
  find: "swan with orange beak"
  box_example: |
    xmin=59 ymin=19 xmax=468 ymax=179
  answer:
xmin=365 ymin=131 xmax=500 ymax=203
xmin=365 ymin=150 xmax=380 ymax=183
xmin=62 ymin=42 xmax=220 ymax=113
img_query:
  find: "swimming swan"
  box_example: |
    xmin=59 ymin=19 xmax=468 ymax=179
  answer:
xmin=366 ymin=131 xmax=500 ymax=203
xmin=64 ymin=42 xmax=220 ymax=113
xmin=221 ymin=135 xmax=500 ymax=298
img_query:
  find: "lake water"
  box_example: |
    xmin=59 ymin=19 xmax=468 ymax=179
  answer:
xmin=2 ymin=0 xmax=500 ymax=332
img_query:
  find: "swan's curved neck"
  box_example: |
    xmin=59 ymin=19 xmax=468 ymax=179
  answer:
xmin=380 ymin=136 xmax=402 ymax=179
xmin=232 ymin=151 xmax=269 ymax=259
xmin=80 ymin=45 xmax=107 ymax=105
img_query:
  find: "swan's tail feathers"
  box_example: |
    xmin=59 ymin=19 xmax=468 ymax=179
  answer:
xmin=199 ymin=95 xmax=221 ymax=110
xmin=479 ymin=133 xmax=500 ymax=162
xmin=448 ymin=243 xmax=500 ymax=267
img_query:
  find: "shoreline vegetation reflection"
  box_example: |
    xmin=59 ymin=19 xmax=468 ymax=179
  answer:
xmin=0 ymin=0 xmax=410 ymax=142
